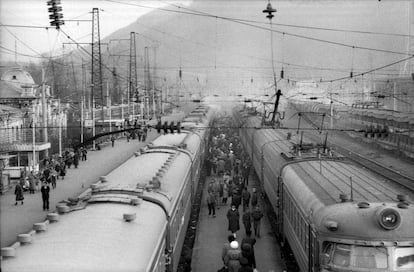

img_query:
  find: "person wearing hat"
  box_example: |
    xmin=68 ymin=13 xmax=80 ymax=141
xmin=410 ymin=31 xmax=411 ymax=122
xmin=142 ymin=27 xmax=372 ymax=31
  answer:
xmin=222 ymin=235 xmax=235 ymax=264
xmin=224 ymin=241 xmax=241 ymax=272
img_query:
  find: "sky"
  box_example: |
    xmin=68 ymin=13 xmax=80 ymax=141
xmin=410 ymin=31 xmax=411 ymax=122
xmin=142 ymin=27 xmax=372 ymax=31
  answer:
xmin=0 ymin=0 xmax=191 ymax=63
xmin=0 ymin=0 xmax=412 ymax=87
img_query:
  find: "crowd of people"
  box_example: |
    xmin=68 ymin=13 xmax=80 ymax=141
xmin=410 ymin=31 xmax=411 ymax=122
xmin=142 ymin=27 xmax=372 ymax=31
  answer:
xmin=14 ymin=146 xmax=88 ymax=210
xmin=205 ymin=121 xmax=264 ymax=272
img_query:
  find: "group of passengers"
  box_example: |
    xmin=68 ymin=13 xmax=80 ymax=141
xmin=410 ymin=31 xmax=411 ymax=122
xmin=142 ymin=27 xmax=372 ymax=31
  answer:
xmin=206 ymin=122 xmax=263 ymax=272
xmin=14 ymin=147 xmax=88 ymax=207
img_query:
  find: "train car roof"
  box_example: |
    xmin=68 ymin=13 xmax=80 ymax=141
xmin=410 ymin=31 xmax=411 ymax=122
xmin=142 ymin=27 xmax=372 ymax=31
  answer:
xmin=101 ymin=150 xmax=192 ymax=213
xmin=315 ymin=202 xmax=414 ymax=243
xmin=2 ymin=201 xmax=166 ymax=272
xmin=151 ymin=132 xmax=188 ymax=146
xmin=282 ymin=160 xmax=411 ymax=216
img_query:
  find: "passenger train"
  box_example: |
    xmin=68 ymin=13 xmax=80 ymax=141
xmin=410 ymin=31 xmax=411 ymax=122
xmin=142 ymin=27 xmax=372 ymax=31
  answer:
xmin=1 ymin=104 xmax=216 ymax=272
xmin=233 ymin=106 xmax=414 ymax=272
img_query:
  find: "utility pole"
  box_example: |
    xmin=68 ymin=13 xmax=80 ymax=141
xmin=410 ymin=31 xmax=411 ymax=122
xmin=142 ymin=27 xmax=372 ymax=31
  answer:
xmin=144 ymin=46 xmax=150 ymax=119
xmin=58 ymin=99 xmax=62 ymax=156
xmin=262 ymin=1 xmax=280 ymax=124
xmin=152 ymin=46 xmax=158 ymax=119
xmin=41 ymin=68 xmax=48 ymax=157
xmin=129 ymin=32 xmax=138 ymax=116
xmin=91 ymin=8 xmax=104 ymax=121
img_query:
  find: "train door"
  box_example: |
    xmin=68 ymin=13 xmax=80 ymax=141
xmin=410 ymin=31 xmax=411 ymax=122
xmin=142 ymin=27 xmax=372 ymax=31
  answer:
xmin=308 ymin=228 xmax=318 ymax=272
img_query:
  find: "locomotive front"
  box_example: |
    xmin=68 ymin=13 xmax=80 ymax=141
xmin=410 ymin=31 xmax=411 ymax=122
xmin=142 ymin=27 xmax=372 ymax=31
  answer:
xmin=315 ymin=201 xmax=414 ymax=272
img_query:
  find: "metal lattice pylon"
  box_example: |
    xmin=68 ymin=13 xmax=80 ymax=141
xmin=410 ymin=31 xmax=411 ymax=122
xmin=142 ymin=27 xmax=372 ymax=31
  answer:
xmin=401 ymin=1 xmax=414 ymax=77
xmin=91 ymin=8 xmax=103 ymax=108
xmin=129 ymin=32 xmax=138 ymax=102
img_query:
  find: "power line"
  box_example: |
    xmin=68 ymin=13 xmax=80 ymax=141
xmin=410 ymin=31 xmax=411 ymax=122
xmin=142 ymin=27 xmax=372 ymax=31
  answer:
xmin=104 ymin=0 xmax=410 ymax=56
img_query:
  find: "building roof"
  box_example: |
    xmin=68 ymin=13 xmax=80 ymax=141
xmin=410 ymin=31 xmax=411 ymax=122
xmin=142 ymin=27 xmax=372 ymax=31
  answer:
xmin=1 ymin=68 xmax=36 ymax=87
xmin=0 ymin=104 xmax=24 ymax=116
xmin=0 ymin=80 xmax=33 ymax=99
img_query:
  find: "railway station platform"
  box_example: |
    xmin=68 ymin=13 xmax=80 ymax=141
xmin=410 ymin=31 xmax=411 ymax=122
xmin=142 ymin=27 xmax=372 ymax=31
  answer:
xmin=0 ymin=112 xmax=186 ymax=249
xmin=191 ymin=171 xmax=287 ymax=272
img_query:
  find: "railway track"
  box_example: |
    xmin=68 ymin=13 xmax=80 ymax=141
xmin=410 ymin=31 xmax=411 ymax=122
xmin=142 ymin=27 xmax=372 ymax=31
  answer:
xmin=305 ymin=132 xmax=414 ymax=194
xmin=295 ymin=108 xmax=414 ymax=194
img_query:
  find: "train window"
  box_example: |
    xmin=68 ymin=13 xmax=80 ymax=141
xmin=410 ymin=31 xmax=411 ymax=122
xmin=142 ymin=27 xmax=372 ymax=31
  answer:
xmin=394 ymin=247 xmax=414 ymax=270
xmin=332 ymin=244 xmax=351 ymax=267
xmin=354 ymin=246 xmax=387 ymax=269
xmin=322 ymin=242 xmax=390 ymax=270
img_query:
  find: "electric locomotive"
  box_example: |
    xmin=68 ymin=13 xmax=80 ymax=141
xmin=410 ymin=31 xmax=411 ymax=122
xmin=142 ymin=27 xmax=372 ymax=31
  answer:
xmin=1 ymin=105 xmax=215 ymax=272
xmin=234 ymin=106 xmax=414 ymax=272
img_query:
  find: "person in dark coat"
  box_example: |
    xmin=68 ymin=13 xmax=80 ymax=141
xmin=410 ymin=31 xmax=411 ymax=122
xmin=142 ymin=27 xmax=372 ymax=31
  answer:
xmin=241 ymin=243 xmax=256 ymax=269
xmin=251 ymin=188 xmax=258 ymax=208
xmin=81 ymin=148 xmax=88 ymax=161
xmin=207 ymin=191 xmax=216 ymax=217
xmin=242 ymin=210 xmax=252 ymax=235
xmin=242 ymin=187 xmax=251 ymax=212
xmin=252 ymin=206 xmax=264 ymax=238
xmin=73 ymin=152 xmax=79 ymax=168
xmin=28 ymin=171 xmax=36 ymax=194
xmin=226 ymin=205 xmax=240 ymax=237
xmin=14 ymin=183 xmax=24 ymax=205
xmin=59 ymin=162 xmax=66 ymax=179
xmin=241 ymin=230 xmax=256 ymax=253
xmin=238 ymin=257 xmax=253 ymax=272
xmin=41 ymin=182 xmax=50 ymax=211
xmin=111 ymin=136 xmax=115 ymax=147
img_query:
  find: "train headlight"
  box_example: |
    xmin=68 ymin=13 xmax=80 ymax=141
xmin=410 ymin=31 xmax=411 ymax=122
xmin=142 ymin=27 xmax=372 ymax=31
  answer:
xmin=377 ymin=208 xmax=401 ymax=230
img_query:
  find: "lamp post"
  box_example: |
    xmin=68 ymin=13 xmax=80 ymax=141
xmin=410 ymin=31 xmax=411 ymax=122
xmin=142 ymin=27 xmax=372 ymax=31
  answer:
xmin=32 ymin=112 xmax=36 ymax=172
xmin=262 ymin=1 xmax=280 ymax=124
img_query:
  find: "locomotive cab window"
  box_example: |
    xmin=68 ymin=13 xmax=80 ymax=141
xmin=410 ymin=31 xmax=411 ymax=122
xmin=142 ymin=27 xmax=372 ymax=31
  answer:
xmin=394 ymin=247 xmax=414 ymax=270
xmin=321 ymin=242 xmax=389 ymax=270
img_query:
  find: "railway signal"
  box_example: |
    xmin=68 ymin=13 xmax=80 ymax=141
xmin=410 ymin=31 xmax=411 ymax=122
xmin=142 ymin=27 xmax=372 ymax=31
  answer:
xmin=47 ymin=0 xmax=64 ymax=29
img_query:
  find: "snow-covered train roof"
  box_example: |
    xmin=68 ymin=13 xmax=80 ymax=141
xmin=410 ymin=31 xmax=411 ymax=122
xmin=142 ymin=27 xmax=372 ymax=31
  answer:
xmin=2 ymin=201 xmax=166 ymax=272
xmin=151 ymin=132 xmax=188 ymax=147
xmin=100 ymin=149 xmax=192 ymax=214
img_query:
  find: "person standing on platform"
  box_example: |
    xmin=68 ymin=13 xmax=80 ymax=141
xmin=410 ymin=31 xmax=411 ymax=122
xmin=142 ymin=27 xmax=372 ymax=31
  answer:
xmin=59 ymin=161 xmax=66 ymax=180
xmin=242 ymin=210 xmax=252 ymax=236
xmin=142 ymin=130 xmax=147 ymax=142
xmin=14 ymin=182 xmax=24 ymax=205
xmin=81 ymin=147 xmax=88 ymax=161
xmin=224 ymin=241 xmax=241 ymax=272
xmin=241 ymin=243 xmax=256 ymax=269
xmin=221 ymin=234 xmax=235 ymax=265
xmin=252 ymin=206 xmax=264 ymax=238
xmin=222 ymin=182 xmax=229 ymax=206
xmin=126 ymin=131 xmax=131 ymax=142
xmin=238 ymin=257 xmax=253 ymax=272
xmin=251 ymin=188 xmax=258 ymax=208
xmin=205 ymin=156 xmax=212 ymax=176
xmin=242 ymin=187 xmax=251 ymax=212
xmin=242 ymin=161 xmax=250 ymax=186
xmin=41 ymin=182 xmax=50 ymax=211
xmin=227 ymin=204 xmax=240 ymax=238
xmin=73 ymin=152 xmax=79 ymax=168
xmin=241 ymin=230 xmax=257 ymax=268
xmin=207 ymin=191 xmax=216 ymax=217
xmin=28 ymin=171 xmax=36 ymax=194
xmin=111 ymin=136 xmax=115 ymax=147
